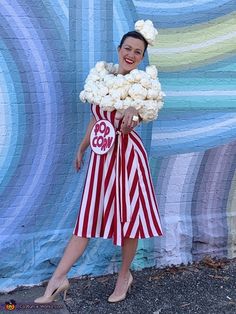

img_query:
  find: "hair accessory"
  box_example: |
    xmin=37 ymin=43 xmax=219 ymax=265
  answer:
xmin=134 ymin=20 xmax=158 ymax=46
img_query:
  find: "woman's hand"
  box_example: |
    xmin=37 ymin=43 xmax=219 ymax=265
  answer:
xmin=75 ymin=117 xmax=96 ymax=172
xmin=120 ymin=124 xmax=132 ymax=134
xmin=121 ymin=107 xmax=140 ymax=134
xmin=75 ymin=147 xmax=85 ymax=172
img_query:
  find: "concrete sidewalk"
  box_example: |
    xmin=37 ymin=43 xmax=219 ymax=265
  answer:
xmin=0 ymin=257 xmax=236 ymax=314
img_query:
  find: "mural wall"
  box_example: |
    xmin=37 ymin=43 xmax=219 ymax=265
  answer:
xmin=0 ymin=0 xmax=235 ymax=291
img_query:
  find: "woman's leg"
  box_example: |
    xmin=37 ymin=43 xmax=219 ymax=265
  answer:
xmin=120 ymin=238 xmax=138 ymax=276
xmin=43 ymin=235 xmax=88 ymax=296
xmin=110 ymin=238 xmax=138 ymax=296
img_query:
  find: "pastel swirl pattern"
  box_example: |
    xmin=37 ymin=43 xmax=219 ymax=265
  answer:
xmin=0 ymin=0 xmax=79 ymax=290
xmin=131 ymin=0 xmax=236 ymax=267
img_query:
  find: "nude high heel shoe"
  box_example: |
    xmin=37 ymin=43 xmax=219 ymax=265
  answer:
xmin=34 ymin=278 xmax=70 ymax=304
xmin=108 ymin=272 xmax=133 ymax=303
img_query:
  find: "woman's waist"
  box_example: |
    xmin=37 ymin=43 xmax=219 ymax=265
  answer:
xmin=93 ymin=107 xmax=120 ymax=129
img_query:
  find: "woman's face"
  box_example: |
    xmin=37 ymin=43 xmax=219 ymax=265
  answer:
xmin=118 ymin=37 xmax=145 ymax=75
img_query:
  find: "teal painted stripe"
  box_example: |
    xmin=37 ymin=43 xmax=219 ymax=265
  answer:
xmin=0 ymin=40 xmax=25 ymax=187
xmin=163 ymin=96 xmax=236 ymax=109
xmin=163 ymin=78 xmax=236 ymax=90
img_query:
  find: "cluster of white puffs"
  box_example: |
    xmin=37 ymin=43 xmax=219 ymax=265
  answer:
xmin=80 ymin=61 xmax=165 ymax=121
xmin=134 ymin=19 xmax=158 ymax=46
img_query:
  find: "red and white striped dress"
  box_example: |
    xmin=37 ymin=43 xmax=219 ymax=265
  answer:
xmin=73 ymin=104 xmax=163 ymax=246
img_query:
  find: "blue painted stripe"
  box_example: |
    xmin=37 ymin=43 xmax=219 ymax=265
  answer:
xmin=134 ymin=0 xmax=236 ymax=28
xmin=133 ymin=0 xmax=232 ymax=12
xmin=0 ymin=1 xmax=60 ymax=232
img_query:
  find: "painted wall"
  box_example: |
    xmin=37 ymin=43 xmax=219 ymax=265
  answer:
xmin=0 ymin=0 xmax=235 ymax=292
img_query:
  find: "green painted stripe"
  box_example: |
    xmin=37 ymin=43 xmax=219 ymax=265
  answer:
xmin=150 ymin=47 xmax=236 ymax=70
xmin=149 ymin=12 xmax=236 ymax=70
xmin=152 ymin=12 xmax=236 ymax=48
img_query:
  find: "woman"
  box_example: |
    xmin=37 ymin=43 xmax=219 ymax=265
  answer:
xmin=34 ymin=20 xmax=163 ymax=304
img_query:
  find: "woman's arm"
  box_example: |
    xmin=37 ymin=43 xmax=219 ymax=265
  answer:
xmin=75 ymin=116 xmax=96 ymax=171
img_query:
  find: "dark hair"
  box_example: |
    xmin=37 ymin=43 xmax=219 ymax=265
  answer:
xmin=118 ymin=31 xmax=148 ymax=55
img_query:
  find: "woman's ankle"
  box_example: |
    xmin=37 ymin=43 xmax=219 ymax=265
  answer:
xmin=118 ymin=269 xmax=130 ymax=279
xmin=50 ymin=273 xmax=67 ymax=284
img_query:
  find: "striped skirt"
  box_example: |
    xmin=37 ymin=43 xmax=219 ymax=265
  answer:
xmin=73 ymin=104 xmax=163 ymax=246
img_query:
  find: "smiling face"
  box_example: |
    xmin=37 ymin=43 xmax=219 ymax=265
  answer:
xmin=117 ymin=37 xmax=145 ymax=75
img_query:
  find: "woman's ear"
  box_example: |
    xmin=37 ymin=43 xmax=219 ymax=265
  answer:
xmin=117 ymin=46 xmax=120 ymax=53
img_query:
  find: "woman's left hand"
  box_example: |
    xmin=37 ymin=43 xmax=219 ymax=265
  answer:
xmin=120 ymin=107 xmax=140 ymax=134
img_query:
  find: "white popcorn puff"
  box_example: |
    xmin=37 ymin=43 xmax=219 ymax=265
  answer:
xmin=79 ymin=90 xmax=86 ymax=102
xmin=146 ymin=65 xmax=157 ymax=79
xmin=88 ymin=74 xmax=100 ymax=82
xmin=125 ymin=73 xmax=136 ymax=83
xmin=132 ymin=99 xmax=144 ymax=110
xmin=120 ymin=85 xmax=129 ymax=99
xmin=84 ymin=83 xmax=93 ymax=92
xmin=114 ymin=100 xmax=124 ymax=110
xmin=115 ymin=75 xmax=127 ymax=88
xmin=123 ymin=97 xmax=133 ymax=109
xmin=104 ymin=75 xmax=116 ymax=88
xmin=128 ymin=83 xmax=147 ymax=100
xmin=147 ymin=89 xmax=159 ymax=100
xmin=157 ymin=101 xmax=164 ymax=109
xmin=103 ymin=74 xmax=113 ymax=82
xmin=159 ymin=91 xmax=166 ymax=99
xmin=140 ymin=71 xmax=149 ymax=80
xmin=99 ymin=68 xmax=109 ymax=78
xmin=99 ymin=86 xmax=109 ymax=97
xmin=86 ymin=92 xmax=94 ymax=104
xmin=90 ymin=84 xmax=99 ymax=95
xmin=151 ymin=78 xmax=160 ymax=87
xmin=129 ymin=69 xmax=142 ymax=81
xmin=93 ymin=95 xmax=102 ymax=105
xmin=95 ymin=61 xmax=105 ymax=72
xmin=111 ymin=63 xmax=119 ymax=74
xmin=106 ymin=62 xmax=115 ymax=73
xmin=135 ymin=20 xmax=145 ymax=31
xmin=139 ymin=100 xmax=158 ymax=121
xmin=134 ymin=19 xmax=158 ymax=46
xmin=110 ymin=88 xmax=123 ymax=100
xmin=140 ymin=77 xmax=152 ymax=89
xmin=100 ymin=95 xmax=114 ymax=111
xmin=89 ymin=68 xmax=98 ymax=75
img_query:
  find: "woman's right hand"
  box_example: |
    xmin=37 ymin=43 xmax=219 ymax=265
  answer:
xmin=75 ymin=148 xmax=85 ymax=172
xmin=74 ymin=117 xmax=96 ymax=172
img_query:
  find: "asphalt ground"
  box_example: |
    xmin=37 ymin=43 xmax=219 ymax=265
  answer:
xmin=0 ymin=257 xmax=236 ymax=314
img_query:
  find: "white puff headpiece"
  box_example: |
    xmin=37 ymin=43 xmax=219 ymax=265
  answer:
xmin=134 ymin=19 xmax=158 ymax=46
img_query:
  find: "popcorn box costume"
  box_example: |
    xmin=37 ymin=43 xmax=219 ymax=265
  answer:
xmin=73 ymin=20 xmax=164 ymax=246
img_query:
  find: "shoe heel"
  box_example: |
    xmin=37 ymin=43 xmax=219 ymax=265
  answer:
xmin=63 ymin=289 xmax=68 ymax=301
